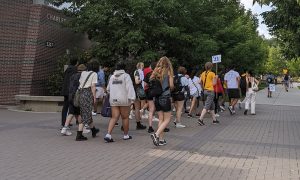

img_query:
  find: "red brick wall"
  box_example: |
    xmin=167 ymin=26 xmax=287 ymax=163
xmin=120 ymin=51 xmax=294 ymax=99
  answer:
xmin=0 ymin=0 xmax=32 ymax=104
xmin=0 ymin=1 xmax=88 ymax=104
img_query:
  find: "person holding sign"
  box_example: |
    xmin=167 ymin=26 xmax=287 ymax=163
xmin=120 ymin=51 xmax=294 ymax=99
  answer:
xmin=198 ymin=62 xmax=220 ymax=126
xmin=266 ymin=73 xmax=275 ymax=98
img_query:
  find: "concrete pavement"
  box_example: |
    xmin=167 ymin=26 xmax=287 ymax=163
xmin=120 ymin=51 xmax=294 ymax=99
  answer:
xmin=0 ymin=84 xmax=300 ymax=180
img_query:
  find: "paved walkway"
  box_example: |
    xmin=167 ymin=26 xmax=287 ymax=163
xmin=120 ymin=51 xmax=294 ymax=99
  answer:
xmin=0 ymin=84 xmax=299 ymax=180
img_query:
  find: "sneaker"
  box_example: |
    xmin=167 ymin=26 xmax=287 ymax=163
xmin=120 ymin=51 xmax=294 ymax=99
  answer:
xmin=115 ymin=123 xmax=119 ymax=127
xmin=228 ymin=106 xmax=233 ymax=115
xmin=187 ymin=114 xmax=193 ymax=118
xmin=142 ymin=114 xmax=149 ymax=119
xmin=184 ymin=110 xmax=189 ymax=114
xmin=244 ymin=110 xmax=248 ymax=115
xmin=152 ymin=117 xmax=159 ymax=122
xmin=172 ymin=107 xmax=176 ymax=112
xmin=83 ymin=125 xmax=91 ymax=134
xmin=251 ymin=113 xmax=256 ymax=115
xmin=158 ymin=140 xmax=167 ymax=146
xmin=123 ymin=135 xmax=132 ymax=140
xmin=175 ymin=123 xmax=186 ymax=128
xmin=215 ymin=113 xmax=220 ymax=117
xmin=150 ymin=134 xmax=159 ymax=146
xmin=92 ymin=112 xmax=97 ymax=116
xmin=136 ymin=123 xmax=147 ymax=130
xmin=173 ymin=119 xmax=177 ymax=126
xmin=232 ymin=110 xmax=236 ymax=114
xmin=195 ymin=113 xmax=200 ymax=117
xmin=198 ymin=119 xmax=205 ymax=126
xmin=130 ymin=110 xmax=135 ymax=117
xmin=129 ymin=114 xmax=133 ymax=119
xmin=213 ymin=120 xmax=220 ymax=124
xmin=164 ymin=128 xmax=170 ymax=132
xmin=104 ymin=136 xmax=114 ymax=143
xmin=220 ymin=106 xmax=225 ymax=111
xmin=61 ymin=127 xmax=72 ymax=136
xmin=148 ymin=126 xmax=154 ymax=133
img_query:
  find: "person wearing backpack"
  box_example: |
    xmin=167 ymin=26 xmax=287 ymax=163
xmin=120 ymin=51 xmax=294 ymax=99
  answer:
xmin=187 ymin=70 xmax=202 ymax=117
xmin=61 ymin=57 xmax=77 ymax=129
xmin=284 ymin=73 xmax=289 ymax=92
xmin=104 ymin=62 xmax=136 ymax=143
xmin=266 ymin=73 xmax=275 ymax=97
xmin=150 ymin=57 xmax=174 ymax=146
xmin=172 ymin=66 xmax=189 ymax=128
xmin=144 ymin=61 xmax=160 ymax=133
xmin=198 ymin=62 xmax=219 ymax=126
xmin=133 ymin=62 xmax=147 ymax=130
xmin=61 ymin=64 xmax=87 ymax=136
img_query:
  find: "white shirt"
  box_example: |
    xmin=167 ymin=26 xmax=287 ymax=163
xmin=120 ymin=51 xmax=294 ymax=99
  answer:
xmin=178 ymin=74 xmax=189 ymax=87
xmin=188 ymin=76 xmax=202 ymax=95
xmin=79 ymin=71 xmax=97 ymax=88
xmin=224 ymin=70 xmax=240 ymax=89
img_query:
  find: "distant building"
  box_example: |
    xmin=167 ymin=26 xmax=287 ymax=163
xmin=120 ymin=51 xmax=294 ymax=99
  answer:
xmin=0 ymin=0 xmax=90 ymax=104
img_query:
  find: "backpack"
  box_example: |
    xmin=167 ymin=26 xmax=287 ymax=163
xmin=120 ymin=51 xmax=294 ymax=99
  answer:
xmin=284 ymin=74 xmax=289 ymax=81
xmin=267 ymin=76 xmax=273 ymax=83
xmin=173 ymin=74 xmax=183 ymax=93
xmin=240 ymin=75 xmax=247 ymax=90
xmin=68 ymin=73 xmax=81 ymax=102
xmin=148 ymin=78 xmax=163 ymax=97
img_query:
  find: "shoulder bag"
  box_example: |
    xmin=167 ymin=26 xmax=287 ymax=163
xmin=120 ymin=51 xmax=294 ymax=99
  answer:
xmin=73 ymin=72 xmax=93 ymax=107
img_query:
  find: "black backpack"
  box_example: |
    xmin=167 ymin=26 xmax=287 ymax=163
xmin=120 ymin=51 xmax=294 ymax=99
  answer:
xmin=68 ymin=73 xmax=81 ymax=101
xmin=173 ymin=74 xmax=183 ymax=93
xmin=148 ymin=78 xmax=163 ymax=97
xmin=284 ymin=74 xmax=289 ymax=81
xmin=267 ymin=77 xmax=273 ymax=83
xmin=240 ymin=75 xmax=247 ymax=90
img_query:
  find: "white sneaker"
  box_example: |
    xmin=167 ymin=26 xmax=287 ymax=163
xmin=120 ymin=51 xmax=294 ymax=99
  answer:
xmin=142 ymin=114 xmax=149 ymax=119
xmin=176 ymin=123 xmax=186 ymax=128
xmin=172 ymin=107 xmax=176 ymax=112
xmin=220 ymin=106 xmax=225 ymax=111
xmin=129 ymin=114 xmax=133 ymax=119
xmin=61 ymin=127 xmax=72 ymax=136
xmin=92 ymin=112 xmax=97 ymax=116
xmin=215 ymin=113 xmax=220 ymax=117
xmin=152 ymin=116 xmax=159 ymax=122
xmin=130 ymin=110 xmax=135 ymax=117
xmin=83 ymin=125 xmax=91 ymax=134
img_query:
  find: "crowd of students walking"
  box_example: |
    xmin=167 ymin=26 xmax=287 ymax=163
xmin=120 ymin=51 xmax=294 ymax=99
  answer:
xmin=60 ymin=56 xmax=260 ymax=146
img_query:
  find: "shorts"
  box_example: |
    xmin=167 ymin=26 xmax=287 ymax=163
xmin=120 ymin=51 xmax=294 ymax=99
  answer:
xmin=145 ymin=91 xmax=154 ymax=101
xmin=203 ymin=90 xmax=215 ymax=110
xmin=155 ymin=96 xmax=171 ymax=112
xmin=172 ymin=92 xmax=185 ymax=101
xmin=191 ymin=91 xmax=200 ymax=98
xmin=68 ymin=101 xmax=80 ymax=115
xmin=96 ymin=87 xmax=105 ymax=99
xmin=227 ymin=88 xmax=241 ymax=99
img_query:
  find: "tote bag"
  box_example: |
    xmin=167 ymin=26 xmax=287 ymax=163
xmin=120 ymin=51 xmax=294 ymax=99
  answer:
xmin=101 ymin=95 xmax=112 ymax=117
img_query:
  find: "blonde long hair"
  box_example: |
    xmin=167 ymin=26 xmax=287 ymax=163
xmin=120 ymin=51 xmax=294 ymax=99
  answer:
xmin=151 ymin=56 xmax=174 ymax=82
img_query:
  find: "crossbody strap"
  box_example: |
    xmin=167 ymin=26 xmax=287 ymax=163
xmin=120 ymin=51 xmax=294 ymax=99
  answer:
xmin=191 ymin=78 xmax=200 ymax=94
xmin=203 ymin=71 xmax=210 ymax=90
xmin=81 ymin=72 xmax=93 ymax=89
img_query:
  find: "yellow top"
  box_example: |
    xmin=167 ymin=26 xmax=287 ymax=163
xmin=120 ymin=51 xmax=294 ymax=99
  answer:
xmin=200 ymin=71 xmax=216 ymax=91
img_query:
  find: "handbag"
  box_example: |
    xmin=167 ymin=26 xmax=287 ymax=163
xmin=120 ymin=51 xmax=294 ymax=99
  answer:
xmin=158 ymin=95 xmax=171 ymax=112
xmin=101 ymin=94 xmax=112 ymax=117
xmin=73 ymin=72 xmax=93 ymax=107
xmin=252 ymin=78 xmax=259 ymax=92
xmin=136 ymin=86 xmax=146 ymax=99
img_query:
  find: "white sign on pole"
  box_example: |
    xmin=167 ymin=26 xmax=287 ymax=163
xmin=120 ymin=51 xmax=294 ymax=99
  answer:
xmin=212 ymin=55 xmax=221 ymax=63
xmin=269 ymin=84 xmax=276 ymax=92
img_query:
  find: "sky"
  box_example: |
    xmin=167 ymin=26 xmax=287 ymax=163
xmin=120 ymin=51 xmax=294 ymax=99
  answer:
xmin=56 ymin=1 xmax=273 ymax=39
xmin=240 ymin=0 xmax=273 ymax=39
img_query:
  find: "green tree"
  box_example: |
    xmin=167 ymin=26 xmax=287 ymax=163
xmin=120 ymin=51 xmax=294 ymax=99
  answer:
xmin=51 ymin=0 xmax=268 ymax=72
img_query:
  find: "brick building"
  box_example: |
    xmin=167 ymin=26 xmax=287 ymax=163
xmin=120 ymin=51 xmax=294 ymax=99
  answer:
xmin=0 ymin=0 xmax=89 ymax=104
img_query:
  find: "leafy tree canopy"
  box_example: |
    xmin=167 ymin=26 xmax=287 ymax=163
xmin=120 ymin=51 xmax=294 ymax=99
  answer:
xmin=51 ymin=0 xmax=268 ymax=73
